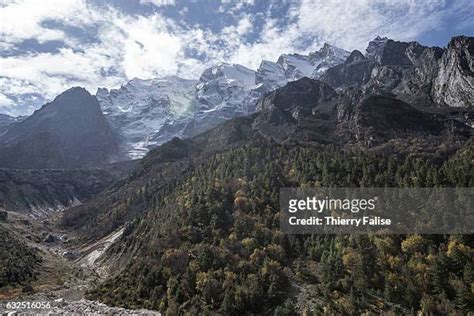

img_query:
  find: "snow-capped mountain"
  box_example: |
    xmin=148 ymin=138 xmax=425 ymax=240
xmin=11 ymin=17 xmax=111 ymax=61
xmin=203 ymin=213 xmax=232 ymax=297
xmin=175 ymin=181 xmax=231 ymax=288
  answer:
xmin=96 ymin=77 xmax=196 ymax=159
xmin=96 ymin=44 xmax=350 ymax=159
xmin=195 ymin=63 xmax=256 ymax=111
xmin=96 ymin=64 xmax=259 ymax=158
xmin=190 ymin=63 xmax=258 ymax=136
xmin=255 ymin=43 xmax=350 ymax=91
xmin=147 ymin=63 xmax=259 ymax=147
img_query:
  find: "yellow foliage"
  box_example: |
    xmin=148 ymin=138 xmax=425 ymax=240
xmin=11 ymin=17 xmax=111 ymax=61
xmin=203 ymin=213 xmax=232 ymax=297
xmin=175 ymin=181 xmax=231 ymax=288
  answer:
xmin=234 ymin=189 xmax=246 ymax=198
xmin=288 ymin=168 xmax=295 ymax=178
xmin=401 ymin=235 xmax=427 ymax=254
xmin=234 ymin=196 xmax=248 ymax=210
xmin=342 ymin=250 xmax=362 ymax=269
xmin=261 ymin=259 xmax=281 ymax=275
xmin=241 ymin=237 xmax=257 ymax=250
xmin=195 ymin=271 xmax=209 ymax=293
xmin=387 ymin=272 xmax=400 ymax=283
xmin=373 ymin=236 xmax=397 ymax=255
xmin=386 ymin=255 xmax=402 ymax=270
xmin=447 ymin=240 xmax=472 ymax=258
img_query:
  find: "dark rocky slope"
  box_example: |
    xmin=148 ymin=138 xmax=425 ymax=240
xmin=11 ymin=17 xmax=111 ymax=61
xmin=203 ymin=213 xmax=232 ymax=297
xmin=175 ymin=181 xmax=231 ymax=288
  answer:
xmin=322 ymin=36 xmax=474 ymax=108
xmin=0 ymin=88 xmax=120 ymax=169
xmin=0 ymin=114 xmax=24 ymax=134
xmin=0 ymin=168 xmax=121 ymax=217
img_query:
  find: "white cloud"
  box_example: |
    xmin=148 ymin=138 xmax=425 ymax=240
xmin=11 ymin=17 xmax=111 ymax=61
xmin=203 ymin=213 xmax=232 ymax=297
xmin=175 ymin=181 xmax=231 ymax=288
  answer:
xmin=0 ymin=2 xmax=186 ymax=114
xmin=295 ymin=0 xmax=474 ymax=51
xmin=0 ymin=93 xmax=14 ymax=109
xmin=112 ymin=14 xmax=182 ymax=79
xmin=236 ymin=15 xmax=252 ymax=36
xmin=139 ymin=0 xmax=176 ymax=7
xmin=227 ymin=16 xmax=314 ymax=70
xmin=0 ymin=0 xmax=98 ymax=45
xmin=0 ymin=48 xmax=123 ymax=101
xmin=228 ymin=0 xmax=474 ymax=69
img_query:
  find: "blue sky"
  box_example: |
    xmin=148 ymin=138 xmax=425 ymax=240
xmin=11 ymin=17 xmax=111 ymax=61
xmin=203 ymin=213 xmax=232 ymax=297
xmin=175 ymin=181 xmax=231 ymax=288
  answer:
xmin=0 ymin=0 xmax=473 ymax=116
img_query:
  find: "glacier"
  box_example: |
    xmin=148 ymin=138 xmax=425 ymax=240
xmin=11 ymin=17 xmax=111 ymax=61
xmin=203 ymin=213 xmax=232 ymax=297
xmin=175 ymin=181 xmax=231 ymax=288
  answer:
xmin=96 ymin=44 xmax=350 ymax=159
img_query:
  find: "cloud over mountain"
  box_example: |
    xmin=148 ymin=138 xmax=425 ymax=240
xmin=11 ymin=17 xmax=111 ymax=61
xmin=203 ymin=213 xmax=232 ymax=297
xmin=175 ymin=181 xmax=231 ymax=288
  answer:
xmin=0 ymin=0 xmax=472 ymax=116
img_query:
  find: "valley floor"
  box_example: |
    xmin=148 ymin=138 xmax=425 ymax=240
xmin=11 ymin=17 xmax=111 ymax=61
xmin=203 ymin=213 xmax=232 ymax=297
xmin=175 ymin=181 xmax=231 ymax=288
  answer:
xmin=0 ymin=210 xmax=158 ymax=315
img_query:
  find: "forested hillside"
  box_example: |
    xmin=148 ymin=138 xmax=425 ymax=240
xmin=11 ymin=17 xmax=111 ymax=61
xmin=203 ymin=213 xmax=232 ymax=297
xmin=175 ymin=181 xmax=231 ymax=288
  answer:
xmin=87 ymin=140 xmax=473 ymax=314
xmin=0 ymin=225 xmax=41 ymax=289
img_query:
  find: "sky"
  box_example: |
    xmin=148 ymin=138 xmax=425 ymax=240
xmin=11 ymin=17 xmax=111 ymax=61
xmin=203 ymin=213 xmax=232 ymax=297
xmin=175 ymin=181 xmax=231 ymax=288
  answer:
xmin=0 ymin=0 xmax=473 ymax=116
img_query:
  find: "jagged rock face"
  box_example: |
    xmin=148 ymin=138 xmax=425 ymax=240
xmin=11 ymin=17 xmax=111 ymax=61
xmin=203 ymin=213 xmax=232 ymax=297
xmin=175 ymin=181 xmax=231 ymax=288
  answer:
xmin=254 ymin=78 xmax=471 ymax=145
xmin=365 ymin=36 xmax=388 ymax=59
xmin=0 ymin=88 xmax=120 ymax=169
xmin=195 ymin=63 xmax=256 ymax=111
xmin=323 ymin=36 xmax=473 ymax=108
xmin=150 ymin=64 xmax=258 ymax=151
xmin=373 ymin=40 xmax=423 ymax=66
xmin=97 ymin=77 xmax=196 ymax=159
xmin=322 ymin=38 xmax=415 ymax=90
xmin=277 ymin=53 xmax=315 ymax=81
xmin=365 ymin=40 xmax=434 ymax=96
xmin=321 ymin=50 xmax=375 ymax=89
xmin=393 ymin=46 xmax=444 ymax=106
xmin=345 ymin=50 xmax=366 ymax=64
xmin=257 ymin=77 xmax=337 ymax=117
xmin=96 ymin=64 xmax=259 ymax=159
xmin=90 ymin=36 xmax=471 ymax=162
xmin=310 ymin=43 xmax=352 ymax=77
xmin=255 ymin=60 xmax=288 ymax=91
xmin=254 ymin=78 xmax=343 ymax=143
xmin=360 ymin=39 xmax=428 ymax=95
xmin=432 ymin=36 xmax=474 ymax=107
xmin=251 ymin=45 xmax=350 ymax=136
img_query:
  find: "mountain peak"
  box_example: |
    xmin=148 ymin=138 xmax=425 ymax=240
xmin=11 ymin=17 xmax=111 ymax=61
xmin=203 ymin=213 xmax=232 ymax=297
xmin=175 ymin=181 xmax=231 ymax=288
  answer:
xmin=42 ymin=86 xmax=97 ymax=114
xmin=345 ymin=50 xmax=366 ymax=64
xmin=198 ymin=62 xmax=255 ymax=87
xmin=58 ymin=86 xmax=91 ymax=98
xmin=448 ymin=35 xmax=473 ymax=49
xmin=374 ymin=35 xmax=388 ymax=41
xmin=317 ymin=42 xmax=349 ymax=58
xmin=0 ymin=86 xmax=119 ymax=169
xmin=365 ymin=36 xmax=389 ymax=57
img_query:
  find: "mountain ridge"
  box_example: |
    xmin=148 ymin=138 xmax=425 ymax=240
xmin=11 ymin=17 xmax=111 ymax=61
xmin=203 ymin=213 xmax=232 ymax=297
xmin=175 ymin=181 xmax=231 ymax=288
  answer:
xmin=0 ymin=36 xmax=472 ymax=169
xmin=95 ymin=43 xmax=351 ymax=159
